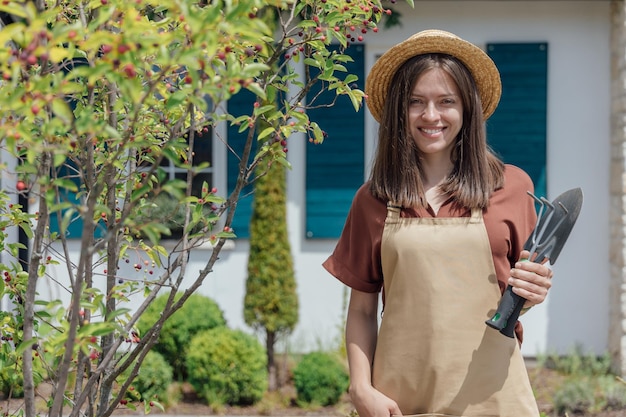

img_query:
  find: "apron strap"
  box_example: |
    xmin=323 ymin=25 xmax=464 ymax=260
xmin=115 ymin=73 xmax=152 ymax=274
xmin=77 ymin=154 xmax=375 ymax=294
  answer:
xmin=469 ymin=208 xmax=483 ymax=224
xmin=387 ymin=204 xmax=483 ymax=223
xmin=386 ymin=202 xmax=402 ymax=221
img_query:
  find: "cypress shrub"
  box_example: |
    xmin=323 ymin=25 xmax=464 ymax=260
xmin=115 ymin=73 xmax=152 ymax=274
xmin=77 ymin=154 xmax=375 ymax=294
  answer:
xmin=244 ymin=143 xmax=298 ymax=390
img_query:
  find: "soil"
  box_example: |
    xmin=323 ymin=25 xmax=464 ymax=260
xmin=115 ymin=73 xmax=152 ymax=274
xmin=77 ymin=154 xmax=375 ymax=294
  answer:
xmin=124 ymin=365 xmax=626 ymax=417
xmin=3 ymin=365 xmax=626 ymax=417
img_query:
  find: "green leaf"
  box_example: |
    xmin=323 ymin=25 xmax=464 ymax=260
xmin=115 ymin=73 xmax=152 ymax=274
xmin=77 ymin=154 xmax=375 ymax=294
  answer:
xmin=19 ymin=222 xmax=33 ymax=239
xmin=106 ymin=308 xmax=131 ymax=320
xmin=77 ymin=322 xmax=117 ymax=337
xmin=166 ymin=90 xmax=188 ymax=110
xmin=348 ymin=90 xmax=361 ymax=111
xmin=131 ymin=184 xmax=151 ymax=202
xmin=0 ymin=4 xmax=27 ymax=18
xmin=53 ymin=152 xmax=67 ymax=168
xmin=257 ymin=126 xmax=275 ymax=140
xmin=53 ymin=178 xmax=79 ymax=192
xmin=51 ymin=98 xmax=74 ymax=124
xmin=15 ymin=338 xmax=38 ymax=354
xmin=245 ymin=82 xmax=266 ymax=100
xmin=253 ymin=104 xmax=275 ymax=116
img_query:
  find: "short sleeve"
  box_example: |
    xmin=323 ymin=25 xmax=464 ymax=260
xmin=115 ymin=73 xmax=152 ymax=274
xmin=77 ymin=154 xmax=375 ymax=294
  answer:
xmin=485 ymin=164 xmax=538 ymax=293
xmin=322 ymin=183 xmax=387 ymax=293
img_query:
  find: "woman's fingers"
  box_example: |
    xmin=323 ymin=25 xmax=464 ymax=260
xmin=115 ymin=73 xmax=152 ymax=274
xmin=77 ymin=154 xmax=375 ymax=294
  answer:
xmin=508 ymin=258 xmax=553 ymax=305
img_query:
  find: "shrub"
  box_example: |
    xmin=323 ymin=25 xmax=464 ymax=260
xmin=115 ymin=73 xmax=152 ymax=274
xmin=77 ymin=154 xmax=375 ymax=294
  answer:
xmin=597 ymin=375 xmax=626 ymax=410
xmin=0 ymin=357 xmax=45 ymax=398
xmin=553 ymin=377 xmax=596 ymax=415
xmin=0 ymin=365 xmax=25 ymax=398
xmin=185 ymin=327 xmax=268 ymax=406
xmin=539 ymin=346 xmax=611 ymax=377
xmin=124 ymin=350 xmax=174 ymax=405
xmin=136 ymin=292 xmax=226 ymax=380
xmin=293 ymin=351 xmax=349 ymax=406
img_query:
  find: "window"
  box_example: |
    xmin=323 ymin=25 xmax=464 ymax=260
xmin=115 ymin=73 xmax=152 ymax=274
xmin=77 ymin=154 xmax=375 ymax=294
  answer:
xmin=226 ymin=89 xmax=257 ymax=238
xmin=486 ymin=43 xmax=548 ymax=198
xmin=160 ymin=129 xmax=213 ymax=197
xmin=305 ymin=44 xmax=365 ymax=238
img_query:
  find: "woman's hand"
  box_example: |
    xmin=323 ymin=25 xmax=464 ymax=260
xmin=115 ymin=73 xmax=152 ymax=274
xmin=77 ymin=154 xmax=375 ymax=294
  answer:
xmin=508 ymin=250 xmax=554 ymax=307
xmin=349 ymin=384 xmax=403 ymax=417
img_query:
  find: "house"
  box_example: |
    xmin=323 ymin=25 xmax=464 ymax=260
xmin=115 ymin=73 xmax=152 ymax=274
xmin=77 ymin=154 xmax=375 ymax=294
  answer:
xmin=210 ymin=0 xmax=614 ymax=363
xmin=3 ymin=0 xmax=622 ymax=372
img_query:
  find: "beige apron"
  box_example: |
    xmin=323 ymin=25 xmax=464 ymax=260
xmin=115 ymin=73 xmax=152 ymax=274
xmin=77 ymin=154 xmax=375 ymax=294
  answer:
xmin=372 ymin=205 xmax=539 ymax=417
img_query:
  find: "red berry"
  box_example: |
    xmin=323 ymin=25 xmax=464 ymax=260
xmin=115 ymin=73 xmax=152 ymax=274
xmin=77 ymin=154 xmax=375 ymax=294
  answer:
xmin=123 ymin=64 xmax=136 ymax=77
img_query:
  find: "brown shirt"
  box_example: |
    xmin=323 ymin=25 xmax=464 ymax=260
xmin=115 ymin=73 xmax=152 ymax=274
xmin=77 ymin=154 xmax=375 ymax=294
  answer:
xmin=323 ymin=165 xmax=537 ymax=298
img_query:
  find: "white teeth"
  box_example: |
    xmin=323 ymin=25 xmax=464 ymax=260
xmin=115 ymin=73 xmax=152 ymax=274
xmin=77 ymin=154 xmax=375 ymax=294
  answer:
xmin=422 ymin=128 xmax=442 ymax=134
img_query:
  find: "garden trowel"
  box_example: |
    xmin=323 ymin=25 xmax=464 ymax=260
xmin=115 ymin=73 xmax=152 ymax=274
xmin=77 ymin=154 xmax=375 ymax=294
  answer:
xmin=485 ymin=187 xmax=584 ymax=338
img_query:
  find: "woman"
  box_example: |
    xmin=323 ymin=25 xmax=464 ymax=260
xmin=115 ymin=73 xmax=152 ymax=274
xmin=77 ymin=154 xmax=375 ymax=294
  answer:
xmin=322 ymin=30 xmax=553 ymax=417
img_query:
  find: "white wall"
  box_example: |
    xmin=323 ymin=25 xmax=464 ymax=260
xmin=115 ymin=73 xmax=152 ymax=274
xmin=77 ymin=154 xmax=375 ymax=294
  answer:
xmin=41 ymin=1 xmax=611 ymax=357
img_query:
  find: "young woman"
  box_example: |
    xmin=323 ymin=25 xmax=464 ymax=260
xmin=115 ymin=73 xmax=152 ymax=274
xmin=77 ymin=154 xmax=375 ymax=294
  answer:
xmin=323 ymin=29 xmax=553 ymax=417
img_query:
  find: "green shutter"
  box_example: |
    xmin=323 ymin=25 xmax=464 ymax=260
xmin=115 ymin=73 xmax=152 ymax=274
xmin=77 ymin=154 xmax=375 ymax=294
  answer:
xmin=48 ymin=162 xmax=106 ymax=239
xmin=486 ymin=43 xmax=548 ymax=198
xmin=226 ymin=89 xmax=257 ymax=238
xmin=305 ymin=45 xmax=365 ymax=238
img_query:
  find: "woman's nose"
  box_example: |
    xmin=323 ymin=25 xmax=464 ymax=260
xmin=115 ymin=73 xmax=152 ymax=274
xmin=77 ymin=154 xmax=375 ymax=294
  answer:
xmin=422 ymin=102 xmax=439 ymax=120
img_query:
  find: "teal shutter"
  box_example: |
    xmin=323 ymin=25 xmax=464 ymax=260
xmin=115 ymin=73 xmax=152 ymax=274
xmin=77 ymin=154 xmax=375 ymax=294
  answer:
xmin=226 ymin=89 xmax=257 ymax=238
xmin=305 ymin=45 xmax=365 ymax=238
xmin=48 ymin=162 xmax=106 ymax=239
xmin=49 ymin=58 xmax=106 ymax=239
xmin=486 ymin=43 xmax=548 ymax=198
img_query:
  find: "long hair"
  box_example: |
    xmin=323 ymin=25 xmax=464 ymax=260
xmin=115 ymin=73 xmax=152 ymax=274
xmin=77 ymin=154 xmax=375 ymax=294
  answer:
xmin=369 ymin=53 xmax=504 ymax=210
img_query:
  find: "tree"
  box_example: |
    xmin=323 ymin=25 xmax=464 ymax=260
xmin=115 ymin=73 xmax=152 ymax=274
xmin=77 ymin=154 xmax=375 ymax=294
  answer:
xmin=244 ymin=115 xmax=298 ymax=392
xmin=0 ymin=0 xmax=412 ymax=416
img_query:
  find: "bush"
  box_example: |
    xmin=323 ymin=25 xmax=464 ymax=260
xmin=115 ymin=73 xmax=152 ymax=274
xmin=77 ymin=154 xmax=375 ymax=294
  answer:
xmin=553 ymin=377 xmax=596 ymax=415
xmin=0 ymin=365 xmax=25 ymax=398
xmin=136 ymin=292 xmax=226 ymax=380
xmin=123 ymin=350 xmax=173 ymax=405
xmin=539 ymin=346 xmax=611 ymax=377
xmin=0 ymin=357 xmax=45 ymax=398
xmin=185 ymin=327 xmax=268 ymax=406
xmin=293 ymin=351 xmax=349 ymax=406
xmin=598 ymin=375 xmax=626 ymax=410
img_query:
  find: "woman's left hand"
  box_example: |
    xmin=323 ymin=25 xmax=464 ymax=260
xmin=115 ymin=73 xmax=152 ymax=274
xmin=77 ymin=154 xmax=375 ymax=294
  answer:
xmin=508 ymin=250 xmax=554 ymax=307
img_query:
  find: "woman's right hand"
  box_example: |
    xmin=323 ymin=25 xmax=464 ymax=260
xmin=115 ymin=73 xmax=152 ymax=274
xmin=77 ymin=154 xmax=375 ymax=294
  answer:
xmin=350 ymin=384 xmax=403 ymax=417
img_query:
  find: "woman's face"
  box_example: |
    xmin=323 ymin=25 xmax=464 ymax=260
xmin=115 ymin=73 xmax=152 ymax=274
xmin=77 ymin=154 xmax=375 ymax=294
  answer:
xmin=407 ymin=67 xmax=463 ymax=161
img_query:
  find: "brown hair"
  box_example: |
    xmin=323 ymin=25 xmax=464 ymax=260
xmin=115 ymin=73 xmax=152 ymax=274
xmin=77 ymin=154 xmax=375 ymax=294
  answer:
xmin=368 ymin=53 xmax=504 ymax=210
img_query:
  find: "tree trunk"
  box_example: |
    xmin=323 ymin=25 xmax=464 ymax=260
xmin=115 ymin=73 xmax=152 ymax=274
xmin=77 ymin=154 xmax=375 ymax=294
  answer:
xmin=266 ymin=331 xmax=277 ymax=391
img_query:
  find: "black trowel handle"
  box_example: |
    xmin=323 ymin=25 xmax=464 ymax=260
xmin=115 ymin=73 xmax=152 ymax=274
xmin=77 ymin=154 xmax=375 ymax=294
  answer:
xmin=485 ymin=284 xmax=526 ymax=338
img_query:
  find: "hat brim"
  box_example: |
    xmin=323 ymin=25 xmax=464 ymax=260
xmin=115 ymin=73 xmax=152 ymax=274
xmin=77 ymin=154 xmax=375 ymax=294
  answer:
xmin=364 ymin=29 xmax=501 ymax=123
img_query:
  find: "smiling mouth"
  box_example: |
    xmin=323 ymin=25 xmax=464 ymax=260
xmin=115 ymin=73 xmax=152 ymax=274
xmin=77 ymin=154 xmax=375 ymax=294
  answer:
xmin=420 ymin=127 xmax=444 ymax=135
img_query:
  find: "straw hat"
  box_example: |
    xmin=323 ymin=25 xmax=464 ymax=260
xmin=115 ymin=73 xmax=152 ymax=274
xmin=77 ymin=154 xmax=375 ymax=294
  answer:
xmin=365 ymin=29 xmax=501 ymax=122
